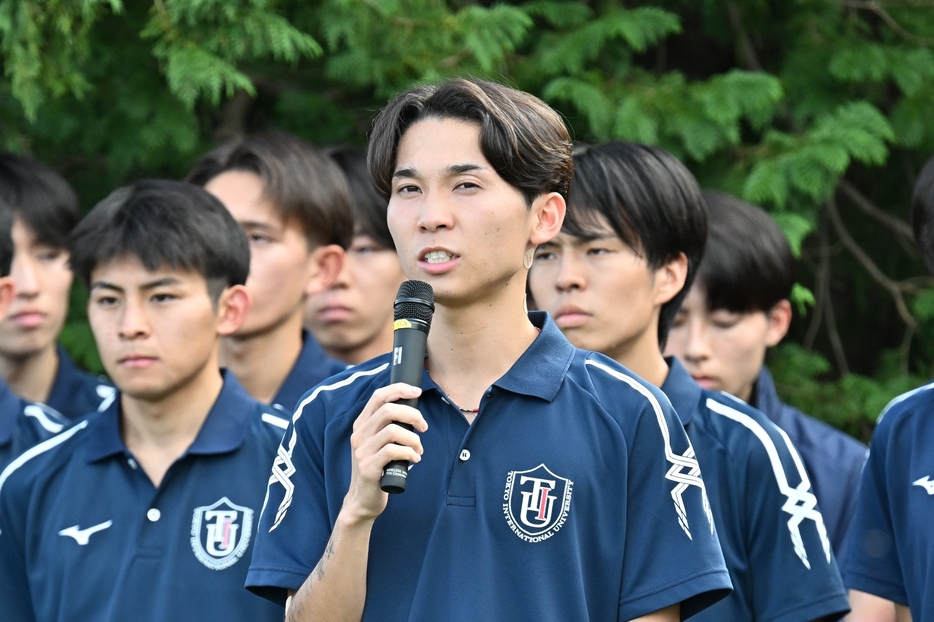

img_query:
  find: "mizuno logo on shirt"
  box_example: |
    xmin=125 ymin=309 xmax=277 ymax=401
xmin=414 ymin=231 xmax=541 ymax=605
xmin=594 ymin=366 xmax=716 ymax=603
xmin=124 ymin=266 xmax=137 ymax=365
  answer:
xmin=913 ymin=476 xmax=934 ymax=495
xmin=58 ymin=520 xmax=113 ymax=545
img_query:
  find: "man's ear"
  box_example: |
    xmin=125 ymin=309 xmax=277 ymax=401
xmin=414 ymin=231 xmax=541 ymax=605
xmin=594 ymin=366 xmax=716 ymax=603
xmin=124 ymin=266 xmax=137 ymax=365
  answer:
xmin=0 ymin=276 xmax=14 ymax=318
xmin=304 ymin=244 xmax=344 ymax=296
xmin=529 ymin=192 xmax=566 ymax=246
xmin=653 ymin=253 xmax=689 ymax=306
xmin=765 ymin=299 xmax=792 ymax=347
xmin=215 ymin=285 xmax=251 ymax=337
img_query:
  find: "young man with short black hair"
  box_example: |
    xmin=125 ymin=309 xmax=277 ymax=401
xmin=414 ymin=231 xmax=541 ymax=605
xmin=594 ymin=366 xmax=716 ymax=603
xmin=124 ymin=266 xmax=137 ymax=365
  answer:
xmin=247 ymin=79 xmax=732 ymax=622
xmin=187 ymin=132 xmax=353 ymax=410
xmin=664 ymin=190 xmax=867 ymax=557
xmin=528 ymin=140 xmax=849 ymax=621
xmin=0 ymin=180 xmax=288 ymax=621
xmin=0 ymin=194 xmax=68 ymax=470
xmin=842 ymin=155 xmax=934 ymax=622
xmin=304 ymin=145 xmax=406 ymax=364
xmin=0 ymin=153 xmax=113 ymax=419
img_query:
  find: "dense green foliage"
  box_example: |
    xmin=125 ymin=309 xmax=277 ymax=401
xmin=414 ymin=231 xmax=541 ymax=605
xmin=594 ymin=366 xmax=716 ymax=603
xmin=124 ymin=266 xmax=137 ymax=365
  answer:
xmin=3 ymin=0 xmax=934 ymax=440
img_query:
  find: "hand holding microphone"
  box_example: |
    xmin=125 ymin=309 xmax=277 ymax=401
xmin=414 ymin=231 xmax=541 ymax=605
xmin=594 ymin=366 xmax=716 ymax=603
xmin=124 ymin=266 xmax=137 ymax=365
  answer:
xmin=379 ymin=280 xmax=434 ymax=494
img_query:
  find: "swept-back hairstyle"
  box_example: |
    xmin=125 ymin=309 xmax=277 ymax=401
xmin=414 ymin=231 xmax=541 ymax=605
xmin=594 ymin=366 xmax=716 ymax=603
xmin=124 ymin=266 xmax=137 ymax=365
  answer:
xmin=696 ymin=190 xmax=794 ymax=313
xmin=70 ymin=180 xmax=250 ymax=300
xmin=326 ymin=145 xmax=394 ymax=250
xmin=911 ymin=155 xmax=934 ymax=275
xmin=367 ymin=78 xmax=573 ymax=206
xmin=186 ymin=130 xmax=353 ymax=249
xmin=564 ymin=141 xmax=707 ymax=346
xmin=0 ymin=153 xmax=79 ymax=249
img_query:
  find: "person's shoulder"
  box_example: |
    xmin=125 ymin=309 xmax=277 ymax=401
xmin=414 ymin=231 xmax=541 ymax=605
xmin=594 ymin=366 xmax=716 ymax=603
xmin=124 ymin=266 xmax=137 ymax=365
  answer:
xmin=871 ymin=380 xmax=934 ymax=444
xmin=291 ymin=354 xmax=392 ymax=424
xmin=696 ymin=390 xmax=803 ymax=469
xmin=0 ymin=413 xmax=96 ymax=505
xmin=569 ymin=350 xmax=673 ymax=421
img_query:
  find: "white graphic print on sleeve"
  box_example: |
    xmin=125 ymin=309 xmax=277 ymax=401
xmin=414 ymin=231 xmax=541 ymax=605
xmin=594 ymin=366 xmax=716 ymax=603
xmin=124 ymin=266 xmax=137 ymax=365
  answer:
xmin=586 ymin=359 xmax=714 ymax=539
xmin=707 ymin=398 xmax=832 ymax=569
xmin=263 ymin=363 xmax=389 ymax=532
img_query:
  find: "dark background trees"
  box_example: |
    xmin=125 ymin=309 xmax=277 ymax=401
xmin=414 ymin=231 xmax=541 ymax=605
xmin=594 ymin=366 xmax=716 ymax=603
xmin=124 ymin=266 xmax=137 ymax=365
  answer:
xmin=4 ymin=0 xmax=934 ymax=439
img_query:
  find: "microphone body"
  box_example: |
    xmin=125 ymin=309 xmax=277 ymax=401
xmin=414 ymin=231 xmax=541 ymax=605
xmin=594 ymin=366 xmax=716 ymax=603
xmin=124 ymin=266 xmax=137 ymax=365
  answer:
xmin=380 ymin=281 xmax=434 ymax=494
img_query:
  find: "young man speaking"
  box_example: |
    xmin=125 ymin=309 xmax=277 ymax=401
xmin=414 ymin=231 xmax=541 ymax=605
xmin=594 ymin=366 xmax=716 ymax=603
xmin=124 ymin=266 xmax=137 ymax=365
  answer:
xmin=247 ymin=79 xmax=732 ymax=621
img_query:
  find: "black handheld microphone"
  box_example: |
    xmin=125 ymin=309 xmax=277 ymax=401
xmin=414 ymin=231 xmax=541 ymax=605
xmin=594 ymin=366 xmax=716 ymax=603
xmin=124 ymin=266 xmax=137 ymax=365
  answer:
xmin=380 ymin=280 xmax=434 ymax=494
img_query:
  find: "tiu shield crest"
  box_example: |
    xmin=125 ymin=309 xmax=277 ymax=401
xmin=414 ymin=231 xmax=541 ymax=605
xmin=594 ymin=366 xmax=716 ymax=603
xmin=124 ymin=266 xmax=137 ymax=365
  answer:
xmin=190 ymin=497 xmax=253 ymax=570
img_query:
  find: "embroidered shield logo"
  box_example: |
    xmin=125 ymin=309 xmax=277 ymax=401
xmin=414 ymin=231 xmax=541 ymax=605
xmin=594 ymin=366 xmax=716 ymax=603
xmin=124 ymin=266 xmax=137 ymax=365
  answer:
xmin=503 ymin=464 xmax=573 ymax=543
xmin=190 ymin=497 xmax=253 ymax=570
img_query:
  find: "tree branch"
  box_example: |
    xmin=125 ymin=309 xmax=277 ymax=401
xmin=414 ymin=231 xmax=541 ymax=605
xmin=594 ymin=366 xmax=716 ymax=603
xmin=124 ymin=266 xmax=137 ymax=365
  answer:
xmin=826 ymin=197 xmax=919 ymax=329
xmin=833 ymin=0 xmax=934 ymax=46
xmin=837 ymin=179 xmax=915 ymax=245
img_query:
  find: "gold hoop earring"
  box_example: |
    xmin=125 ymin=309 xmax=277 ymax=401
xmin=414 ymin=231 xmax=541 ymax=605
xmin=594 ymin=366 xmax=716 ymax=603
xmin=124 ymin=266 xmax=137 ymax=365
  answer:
xmin=523 ymin=249 xmax=534 ymax=270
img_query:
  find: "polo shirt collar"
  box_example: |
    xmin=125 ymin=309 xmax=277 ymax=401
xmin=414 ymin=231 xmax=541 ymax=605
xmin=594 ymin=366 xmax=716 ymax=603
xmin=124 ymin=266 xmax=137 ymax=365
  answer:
xmin=0 ymin=379 xmax=24 ymax=446
xmin=752 ymin=366 xmax=782 ymax=426
xmin=85 ymin=370 xmax=257 ymax=463
xmin=661 ymin=356 xmax=699 ymax=426
xmin=424 ymin=311 xmax=570 ymax=403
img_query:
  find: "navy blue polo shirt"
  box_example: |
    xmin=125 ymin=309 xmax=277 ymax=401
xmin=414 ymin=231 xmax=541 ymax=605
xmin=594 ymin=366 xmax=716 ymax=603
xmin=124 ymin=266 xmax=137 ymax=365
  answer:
xmin=247 ymin=312 xmax=732 ymax=621
xmin=842 ymin=381 xmax=934 ymax=618
xmin=44 ymin=344 xmax=115 ymax=420
xmin=0 ymin=378 xmax=67 ymax=470
xmin=754 ymin=367 xmax=866 ymax=558
xmin=663 ymin=358 xmax=849 ymax=621
xmin=0 ymin=372 xmax=288 ymax=622
xmin=271 ymin=330 xmax=347 ymax=413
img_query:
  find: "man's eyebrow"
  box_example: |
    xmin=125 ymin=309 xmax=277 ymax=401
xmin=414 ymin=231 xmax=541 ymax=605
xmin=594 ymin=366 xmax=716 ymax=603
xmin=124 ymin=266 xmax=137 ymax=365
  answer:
xmin=89 ymin=277 xmax=183 ymax=293
xmin=90 ymin=281 xmax=123 ymax=293
xmin=392 ymin=163 xmax=489 ymax=179
xmin=393 ymin=167 xmax=418 ymax=179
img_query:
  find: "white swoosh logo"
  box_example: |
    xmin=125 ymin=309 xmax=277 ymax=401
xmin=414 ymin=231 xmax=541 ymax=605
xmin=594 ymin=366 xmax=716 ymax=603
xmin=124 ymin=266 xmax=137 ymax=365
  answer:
xmin=913 ymin=476 xmax=934 ymax=495
xmin=58 ymin=520 xmax=113 ymax=545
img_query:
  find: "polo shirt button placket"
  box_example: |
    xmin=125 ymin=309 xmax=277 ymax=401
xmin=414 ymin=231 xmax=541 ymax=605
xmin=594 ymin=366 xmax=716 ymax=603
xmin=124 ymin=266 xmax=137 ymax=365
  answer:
xmin=459 ymin=449 xmax=471 ymax=462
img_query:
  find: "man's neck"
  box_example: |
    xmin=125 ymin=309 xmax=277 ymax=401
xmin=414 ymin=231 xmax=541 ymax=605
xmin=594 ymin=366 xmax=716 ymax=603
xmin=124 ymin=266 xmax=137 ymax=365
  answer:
xmin=121 ymin=360 xmax=224 ymax=488
xmin=220 ymin=312 xmax=304 ymax=404
xmin=0 ymin=344 xmax=59 ymax=403
xmin=609 ymin=338 xmax=671 ymax=389
xmin=426 ymin=291 xmax=538 ymax=413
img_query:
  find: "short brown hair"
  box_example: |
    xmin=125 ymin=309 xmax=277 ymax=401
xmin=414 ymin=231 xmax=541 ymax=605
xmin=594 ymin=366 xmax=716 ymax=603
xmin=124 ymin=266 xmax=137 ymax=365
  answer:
xmin=187 ymin=130 xmax=353 ymax=249
xmin=367 ymin=78 xmax=573 ymax=206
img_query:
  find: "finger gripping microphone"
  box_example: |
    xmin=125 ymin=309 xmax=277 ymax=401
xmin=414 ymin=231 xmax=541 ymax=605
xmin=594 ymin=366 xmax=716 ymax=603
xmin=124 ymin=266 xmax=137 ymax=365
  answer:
xmin=380 ymin=280 xmax=434 ymax=494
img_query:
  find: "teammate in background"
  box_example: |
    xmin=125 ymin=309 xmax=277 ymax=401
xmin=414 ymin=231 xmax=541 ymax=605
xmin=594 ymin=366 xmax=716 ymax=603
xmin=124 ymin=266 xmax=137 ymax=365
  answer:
xmin=0 ymin=195 xmax=68 ymax=469
xmin=842 ymin=155 xmax=934 ymax=622
xmin=247 ymin=79 xmax=732 ymax=622
xmin=304 ymin=145 xmax=406 ymax=364
xmin=528 ymin=141 xmax=849 ymax=621
xmin=0 ymin=153 xmax=114 ymax=419
xmin=187 ymin=132 xmax=353 ymax=411
xmin=0 ymin=180 xmax=289 ymax=621
xmin=664 ymin=190 xmax=867 ymax=557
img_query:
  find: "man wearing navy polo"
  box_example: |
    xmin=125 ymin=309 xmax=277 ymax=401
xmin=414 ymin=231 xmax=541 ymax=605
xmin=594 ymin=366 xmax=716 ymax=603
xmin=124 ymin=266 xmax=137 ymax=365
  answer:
xmin=0 ymin=180 xmax=287 ymax=621
xmin=0 ymin=195 xmax=68 ymax=470
xmin=187 ymin=132 xmax=353 ymax=412
xmin=842 ymin=155 xmax=934 ymax=621
xmin=247 ymin=79 xmax=732 ymax=621
xmin=0 ymin=153 xmax=114 ymax=420
xmin=528 ymin=141 xmax=849 ymax=621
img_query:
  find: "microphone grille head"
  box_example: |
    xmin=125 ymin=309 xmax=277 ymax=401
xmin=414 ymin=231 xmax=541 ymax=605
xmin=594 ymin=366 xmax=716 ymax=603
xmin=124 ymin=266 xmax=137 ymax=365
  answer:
xmin=394 ymin=280 xmax=434 ymax=325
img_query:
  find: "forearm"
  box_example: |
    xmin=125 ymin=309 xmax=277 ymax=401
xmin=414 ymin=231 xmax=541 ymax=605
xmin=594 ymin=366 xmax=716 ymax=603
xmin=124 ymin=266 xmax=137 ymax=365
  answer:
xmin=286 ymin=513 xmax=375 ymax=622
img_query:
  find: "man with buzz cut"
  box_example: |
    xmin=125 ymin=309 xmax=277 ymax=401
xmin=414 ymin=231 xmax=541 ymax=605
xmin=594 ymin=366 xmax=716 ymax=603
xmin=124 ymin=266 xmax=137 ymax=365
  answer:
xmin=187 ymin=131 xmax=353 ymax=412
xmin=0 ymin=180 xmax=287 ymax=621
xmin=528 ymin=141 xmax=849 ymax=621
xmin=247 ymin=79 xmax=732 ymax=622
xmin=0 ymin=194 xmax=68 ymax=470
xmin=842 ymin=154 xmax=934 ymax=622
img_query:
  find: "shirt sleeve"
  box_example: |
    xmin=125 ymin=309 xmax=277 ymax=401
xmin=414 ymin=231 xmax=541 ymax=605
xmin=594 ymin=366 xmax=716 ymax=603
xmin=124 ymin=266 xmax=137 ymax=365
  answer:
xmin=841 ymin=412 xmax=908 ymax=605
xmin=0 ymin=468 xmax=39 ymax=622
xmin=617 ymin=395 xmax=732 ymax=620
xmin=245 ymin=395 xmax=337 ymax=605
xmin=733 ymin=410 xmax=850 ymax=621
